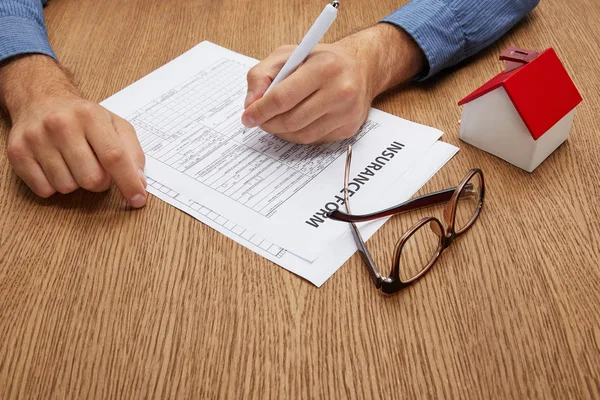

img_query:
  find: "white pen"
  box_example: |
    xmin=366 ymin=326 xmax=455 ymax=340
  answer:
xmin=264 ymin=1 xmax=340 ymax=94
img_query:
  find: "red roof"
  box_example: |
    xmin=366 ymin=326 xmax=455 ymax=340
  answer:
xmin=458 ymin=48 xmax=583 ymax=140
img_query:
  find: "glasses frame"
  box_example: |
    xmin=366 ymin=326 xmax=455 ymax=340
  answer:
xmin=329 ymin=145 xmax=485 ymax=294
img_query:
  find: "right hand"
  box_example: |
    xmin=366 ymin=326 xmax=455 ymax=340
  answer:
xmin=1 ymin=55 xmax=147 ymax=208
xmin=242 ymin=42 xmax=377 ymax=145
xmin=241 ymin=23 xmax=426 ymax=145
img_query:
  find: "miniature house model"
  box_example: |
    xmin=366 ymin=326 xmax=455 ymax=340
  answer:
xmin=458 ymin=47 xmax=582 ymax=172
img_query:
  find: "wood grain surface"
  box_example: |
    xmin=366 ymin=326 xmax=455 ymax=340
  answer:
xmin=1 ymin=0 xmax=599 ymax=398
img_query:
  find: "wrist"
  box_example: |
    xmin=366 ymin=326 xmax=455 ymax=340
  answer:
xmin=336 ymin=23 xmax=426 ymax=98
xmin=0 ymin=55 xmax=79 ymax=122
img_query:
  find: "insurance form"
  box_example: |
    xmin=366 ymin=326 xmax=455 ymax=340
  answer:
xmin=102 ymin=41 xmax=443 ymax=261
xmin=147 ymin=141 xmax=458 ymax=286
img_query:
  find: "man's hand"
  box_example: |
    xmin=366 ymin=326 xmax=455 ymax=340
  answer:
xmin=0 ymin=55 xmax=147 ymax=207
xmin=242 ymin=42 xmax=373 ymax=144
xmin=242 ymin=23 xmax=426 ymax=145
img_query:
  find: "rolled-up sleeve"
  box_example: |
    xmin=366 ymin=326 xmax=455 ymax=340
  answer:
xmin=0 ymin=0 xmax=56 ymax=63
xmin=381 ymin=0 xmax=540 ymax=79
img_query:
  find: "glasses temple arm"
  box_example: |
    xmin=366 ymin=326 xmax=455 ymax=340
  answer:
xmin=330 ymin=185 xmax=471 ymax=223
xmin=348 ymin=222 xmax=384 ymax=287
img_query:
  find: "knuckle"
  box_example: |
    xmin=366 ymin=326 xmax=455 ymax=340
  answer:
xmin=275 ymin=45 xmax=296 ymax=56
xmin=321 ymin=53 xmax=343 ymax=74
xmin=7 ymin=140 xmax=28 ymax=163
xmin=247 ymin=66 xmax=260 ymax=81
xmin=55 ymin=181 xmax=78 ymax=194
xmin=271 ymin=91 xmax=291 ymax=110
xmin=43 ymin=111 xmax=72 ymax=134
xmin=75 ymin=101 xmax=98 ymax=119
xmin=22 ymin=127 xmax=43 ymax=146
xmin=338 ymin=80 xmax=358 ymax=101
xmin=79 ymin=171 xmax=108 ymax=191
xmin=318 ymin=126 xmax=330 ymax=141
xmin=281 ymin=112 xmax=303 ymax=132
xmin=100 ymin=146 xmax=125 ymax=166
xmin=116 ymin=120 xmax=136 ymax=139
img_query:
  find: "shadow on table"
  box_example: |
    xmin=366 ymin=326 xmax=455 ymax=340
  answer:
xmin=13 ymin=181 xmax=135 ymax=213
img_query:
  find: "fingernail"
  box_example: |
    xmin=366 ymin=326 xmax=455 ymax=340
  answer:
xmin=138 ymin=168 xmax=147 ymax=189
xmin=129 ymin=193 xmax=146 ymax=208
xmin=242 ymin=113 xmax=256 ymax=128
xmin=244 ymin=91 xmax=254 ymax=108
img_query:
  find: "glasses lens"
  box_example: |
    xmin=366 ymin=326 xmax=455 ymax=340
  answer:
xmin=455 ymin=172 xmax=483 ymax=233
xmin=398 ymin=220 xmax=442 ymax=282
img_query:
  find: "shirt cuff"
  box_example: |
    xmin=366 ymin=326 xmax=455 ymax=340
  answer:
xmin=380 ymin=0 xmax=465 ymax=80
xmin=0 ymin=15 xmax=57 ymax=63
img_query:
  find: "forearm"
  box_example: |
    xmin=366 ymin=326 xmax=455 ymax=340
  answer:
xmin=0 ymin=55 xmax=77 ymax=122
xmin=382 ymin=0 xmax=540 ymax=79
xmin=0 ymin=0 xmax=62 ymax=122
xmin=335 ymin=23 xmax=426 ymax=98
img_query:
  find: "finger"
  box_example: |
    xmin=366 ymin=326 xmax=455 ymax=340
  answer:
xmin=35 ymin=148 xmax=79 ymax=194
xmin=84 ymin=109 xmax=147 ymax=208
xmin=245 ymin=45 xmax=296 ymax=108
xmin=271 ymin=113 xmax=345 ymax=145
xmin=23 ymin=114 xmax=79 ymax=194
xmin=60 ymin=135 xmax=112 ymax=192
xmin=260 ymin=89 xmax=334 ymax=134
xmin=8 ymin=150 xmax=56 ymax=198
xmin=242 ymin=59 xmax=326 ymax=128
xmin=37 ymin=108 xmax=111 ymax=193
xmin=111 ymin=113 xmax=147 ymax=189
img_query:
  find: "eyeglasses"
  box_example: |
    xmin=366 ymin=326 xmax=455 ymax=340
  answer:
xmin=328 ymin=145 xmax=485 ymax=294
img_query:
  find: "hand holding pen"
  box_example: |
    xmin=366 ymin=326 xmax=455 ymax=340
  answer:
xmin=241 ymin=1 xmax=426 ymax=145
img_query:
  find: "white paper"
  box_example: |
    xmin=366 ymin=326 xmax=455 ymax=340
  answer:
xmin=101 ymin=41 xmax=443 ymax=261
xmin=146 ymin=141 xmax=458 ymax=286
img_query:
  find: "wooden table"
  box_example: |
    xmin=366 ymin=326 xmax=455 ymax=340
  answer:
xmin=1 ymin=0 xmax=599 ymax=398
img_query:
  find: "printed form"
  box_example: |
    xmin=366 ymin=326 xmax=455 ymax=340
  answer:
xmin=147 ymin=141 xmax=457 ymax=286
xmin=102 ymin=42 xmax=447 ymax=264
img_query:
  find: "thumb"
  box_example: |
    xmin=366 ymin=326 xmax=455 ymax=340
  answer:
xmin=245 ymin=45 xmax=297 ymax=108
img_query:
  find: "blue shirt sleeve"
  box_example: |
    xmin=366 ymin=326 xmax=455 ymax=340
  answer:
xmin=381 ymin=0 xmax=540 ymax=79
xmin=0 ymin=0 xmax=56 ymax=63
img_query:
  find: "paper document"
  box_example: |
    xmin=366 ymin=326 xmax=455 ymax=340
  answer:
xmin=101 ymin=41 xmax=443 ymax=261
xmin=148 ymin=141 xmax=458 ymax=286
